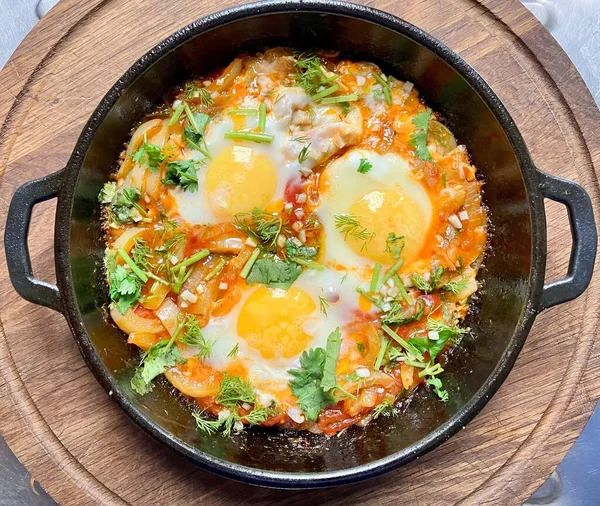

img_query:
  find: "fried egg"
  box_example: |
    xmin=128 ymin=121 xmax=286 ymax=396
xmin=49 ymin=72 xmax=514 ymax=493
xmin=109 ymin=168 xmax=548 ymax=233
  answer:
xmin=195 ymin=268 xmax=364 ymax=407
xmin=318 ymin=148 xmax=433 ymax=270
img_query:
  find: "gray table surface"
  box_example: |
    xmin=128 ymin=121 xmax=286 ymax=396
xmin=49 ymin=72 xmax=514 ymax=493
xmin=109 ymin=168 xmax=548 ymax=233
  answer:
xmin=1 ymin=0 xmax=598 ymax=504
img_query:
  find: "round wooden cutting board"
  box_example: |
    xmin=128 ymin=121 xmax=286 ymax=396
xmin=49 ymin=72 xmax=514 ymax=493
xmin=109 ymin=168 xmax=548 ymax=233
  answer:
xmin=1 ymin=0 xmax=599 ymax=504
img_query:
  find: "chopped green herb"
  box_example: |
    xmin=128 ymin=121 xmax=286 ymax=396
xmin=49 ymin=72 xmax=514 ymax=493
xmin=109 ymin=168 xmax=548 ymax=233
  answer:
xmin=288 ymin=349 xmax=334 ymax=422
xmin=385 ymin=232 xmax=405 ymax=260
xmin=161 ymin=159 xmax=200 ymax=192
xmin=381 ymin=324 xmax=425 ymax=361
xmin=357 ymin=343 xmax=366 ymax=354
xmin=234 ymin=208 xmax=282 ymax=251
xmin=412 ymin=266 xmax=444 ymax=293
xmin=131 ymin=239 xmax=152 ymax=270
xmin=183 ymin=112 xmax=211 ymax=158
xmin=320 ymin=94 xmax=359 ymax=104
xmin=284 ymin=239 xmax=317 ymax=260
xmin=99 ymin=183 xmax=145 ymax=224
xmin=372 ymin=399 xmax=395 ymax=419
xmin=246 ymin=257 xmax=302 ymax=289
xmin=426 ymin=376 xmax=448 ymax=402
xmin=320 ymin=328 xmax=342 ymax=392
xmin=117 ymin=248 xmax=148 ymax=283
xmin=169 ymin=103 xmax=185 ymax=126
xmin=173 ymin=249 xmax=210 ymax=271
xmin=334 ymin=214 xmax=375 ymax=251
xmin=194 ymin=374 xmax=276 ymax=436
xmin=105 ymin=252 xmax=144 ymax=314
xmin=443 ymin=276 xmax=469 ymax=295
xmin=130 ymin=339 xmax=184 ymax=395
xmin=374 ymin=334 xmax=389 ymax=370
xmin=224 ymin=131 xmax=274 ymax=144
xmin=132 ymin=143 xmax=166 ymax=172
xmin=176 ymin=314 xmax=214 ymax=360
xmin=227 ymin=108 xmax=258 ymax=116
xmin=258 ymin=103 xmax=267 ymax=132
xmin=382 ymin=299 xmax=425 ymax=326
xmin=380 ymin=258 xmax=404 ymax=287
xmin=311 ymin=84 xmax=339 ymax=101
xmin=357 ymin=158 xmax=372 ymax=174
xmin=217 ymin=373 xmax=256 ymax=408
xmin=205 ymin=258 xmax=227 ymax=282
xmin=410 ymin=108 xmax=433 ymax=161
xmin=318 ymin=295 xmax=331 ymax=316
xmin=298 ymin=143 xmax=311 ymax=164
xmin=294 ymin=52 xmax=338 ymax=96
xmin=240 ymin=248 xmax=260 ymax=279
xmin=370 ymin=263 xmax=381 ymax=292
xmin=228 ymin=343 xmax=240 ymax=358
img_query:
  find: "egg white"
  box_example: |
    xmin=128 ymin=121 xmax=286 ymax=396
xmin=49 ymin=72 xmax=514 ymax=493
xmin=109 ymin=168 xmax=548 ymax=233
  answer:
xmin=317 ymin=148 xmax=433 ymax=269
xmin=193 ymin=267 xmax=365 ymax=404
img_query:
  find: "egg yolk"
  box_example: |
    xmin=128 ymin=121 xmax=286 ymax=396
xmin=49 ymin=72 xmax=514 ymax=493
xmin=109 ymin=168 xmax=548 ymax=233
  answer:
xmin=237 ymin=286 xmax=316 ymax=359
xmin=205 ymin=146 xmax=276 ymax=219
xmin=348 ymin=189 xmax=428 ymax=264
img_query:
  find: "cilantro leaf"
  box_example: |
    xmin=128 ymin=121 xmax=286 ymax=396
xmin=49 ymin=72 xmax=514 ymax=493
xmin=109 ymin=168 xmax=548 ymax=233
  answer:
xmin=131 ymin=340 xmax=184 ymax=395
xmin=99 ymin=181 xmax=117 ymax=203
xmin=183 ymin=112 xmax=211 ymax=156
xmin=132 ymin=143 xmax=166 ymax=172
xmin=410 ymin=109 xmax=433 ymax=161
xmin=320 ymin=327 xmax=342 ymax=392
xmin=99 ymin=183 xmax=143 ymax=224
xmin=162 ymin=160 xmax=199 ymax=192
xmin=246 ymin=257 xmax=301 ymax=289
xmin=288 ymin=348 xmax=335 ymax=422
xmin=357 ymin=158 xmax=372 ymax=174
xmin=105 ymin=252 xmax=144 ymax=314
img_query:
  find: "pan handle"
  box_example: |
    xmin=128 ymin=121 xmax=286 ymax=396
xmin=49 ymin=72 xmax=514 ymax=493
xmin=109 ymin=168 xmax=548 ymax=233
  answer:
xmin=4 ymin=170 xmax=65 ymax=313
xmin=537 ymin=171 xmax=597 ymax=311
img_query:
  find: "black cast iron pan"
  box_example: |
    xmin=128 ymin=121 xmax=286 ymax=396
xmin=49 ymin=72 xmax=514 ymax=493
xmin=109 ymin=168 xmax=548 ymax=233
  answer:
xmin=4 ymin=0 xmax=597 ymax=489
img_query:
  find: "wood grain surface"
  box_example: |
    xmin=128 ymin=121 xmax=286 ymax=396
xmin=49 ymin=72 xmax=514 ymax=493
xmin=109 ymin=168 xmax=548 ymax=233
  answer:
xmin=1 ymin=0 xmax=599 ymax=504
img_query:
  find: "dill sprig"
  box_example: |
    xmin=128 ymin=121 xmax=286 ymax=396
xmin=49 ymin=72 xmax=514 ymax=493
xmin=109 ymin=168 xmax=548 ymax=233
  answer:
xmin=175 ymin=314 xmax=214 ymax=360
xmin=443 ymin=276 xmax=469 ymax=295
xmin=131 ymin=238 xmax=152 ymax=270
xmin=234 ymin=207 xmax=283 ymax=251
xmin=334 ymin=214 xmax=375 ymax=251
xmin=298 ymin=143 xmax=311 ymax=164
xmin=372 ymin=399 xmax=395 ymax=419
xmin=318 ymin=295 xmax=331 ymax=316
xmin=216 ymin=374 xmax=256 ymax=408
xmin=294 ymin=52 xmax=338 ymax=96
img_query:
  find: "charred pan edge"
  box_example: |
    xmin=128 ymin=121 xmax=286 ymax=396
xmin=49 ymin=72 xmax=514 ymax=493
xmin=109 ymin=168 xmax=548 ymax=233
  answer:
xmin=54 ymin=0 xmax=545 ymax=488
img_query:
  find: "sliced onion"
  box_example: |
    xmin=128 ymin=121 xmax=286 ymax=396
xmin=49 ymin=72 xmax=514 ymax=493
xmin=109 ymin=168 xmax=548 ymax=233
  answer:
xmin=110 ymin=306 xmax=165 ymax=334
xmin=164 ymin=359 xmax=221 ymax=397
xmin=215 ymin=58 xmax=242 ymax=91
xmin=141 ymin=282 xmax=170 ymax=311
xmin=112 ymin=227 xmax=143 ymax=253
xmin=155 ymin=298 xmax=179 ymax=335
xmin=126 ymin=119 xmax=162 ymax=158
xmin=147 ymin=119 xmax=170 ymax=148
xmin=127 ymin=332 xmax=160 ymax=351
